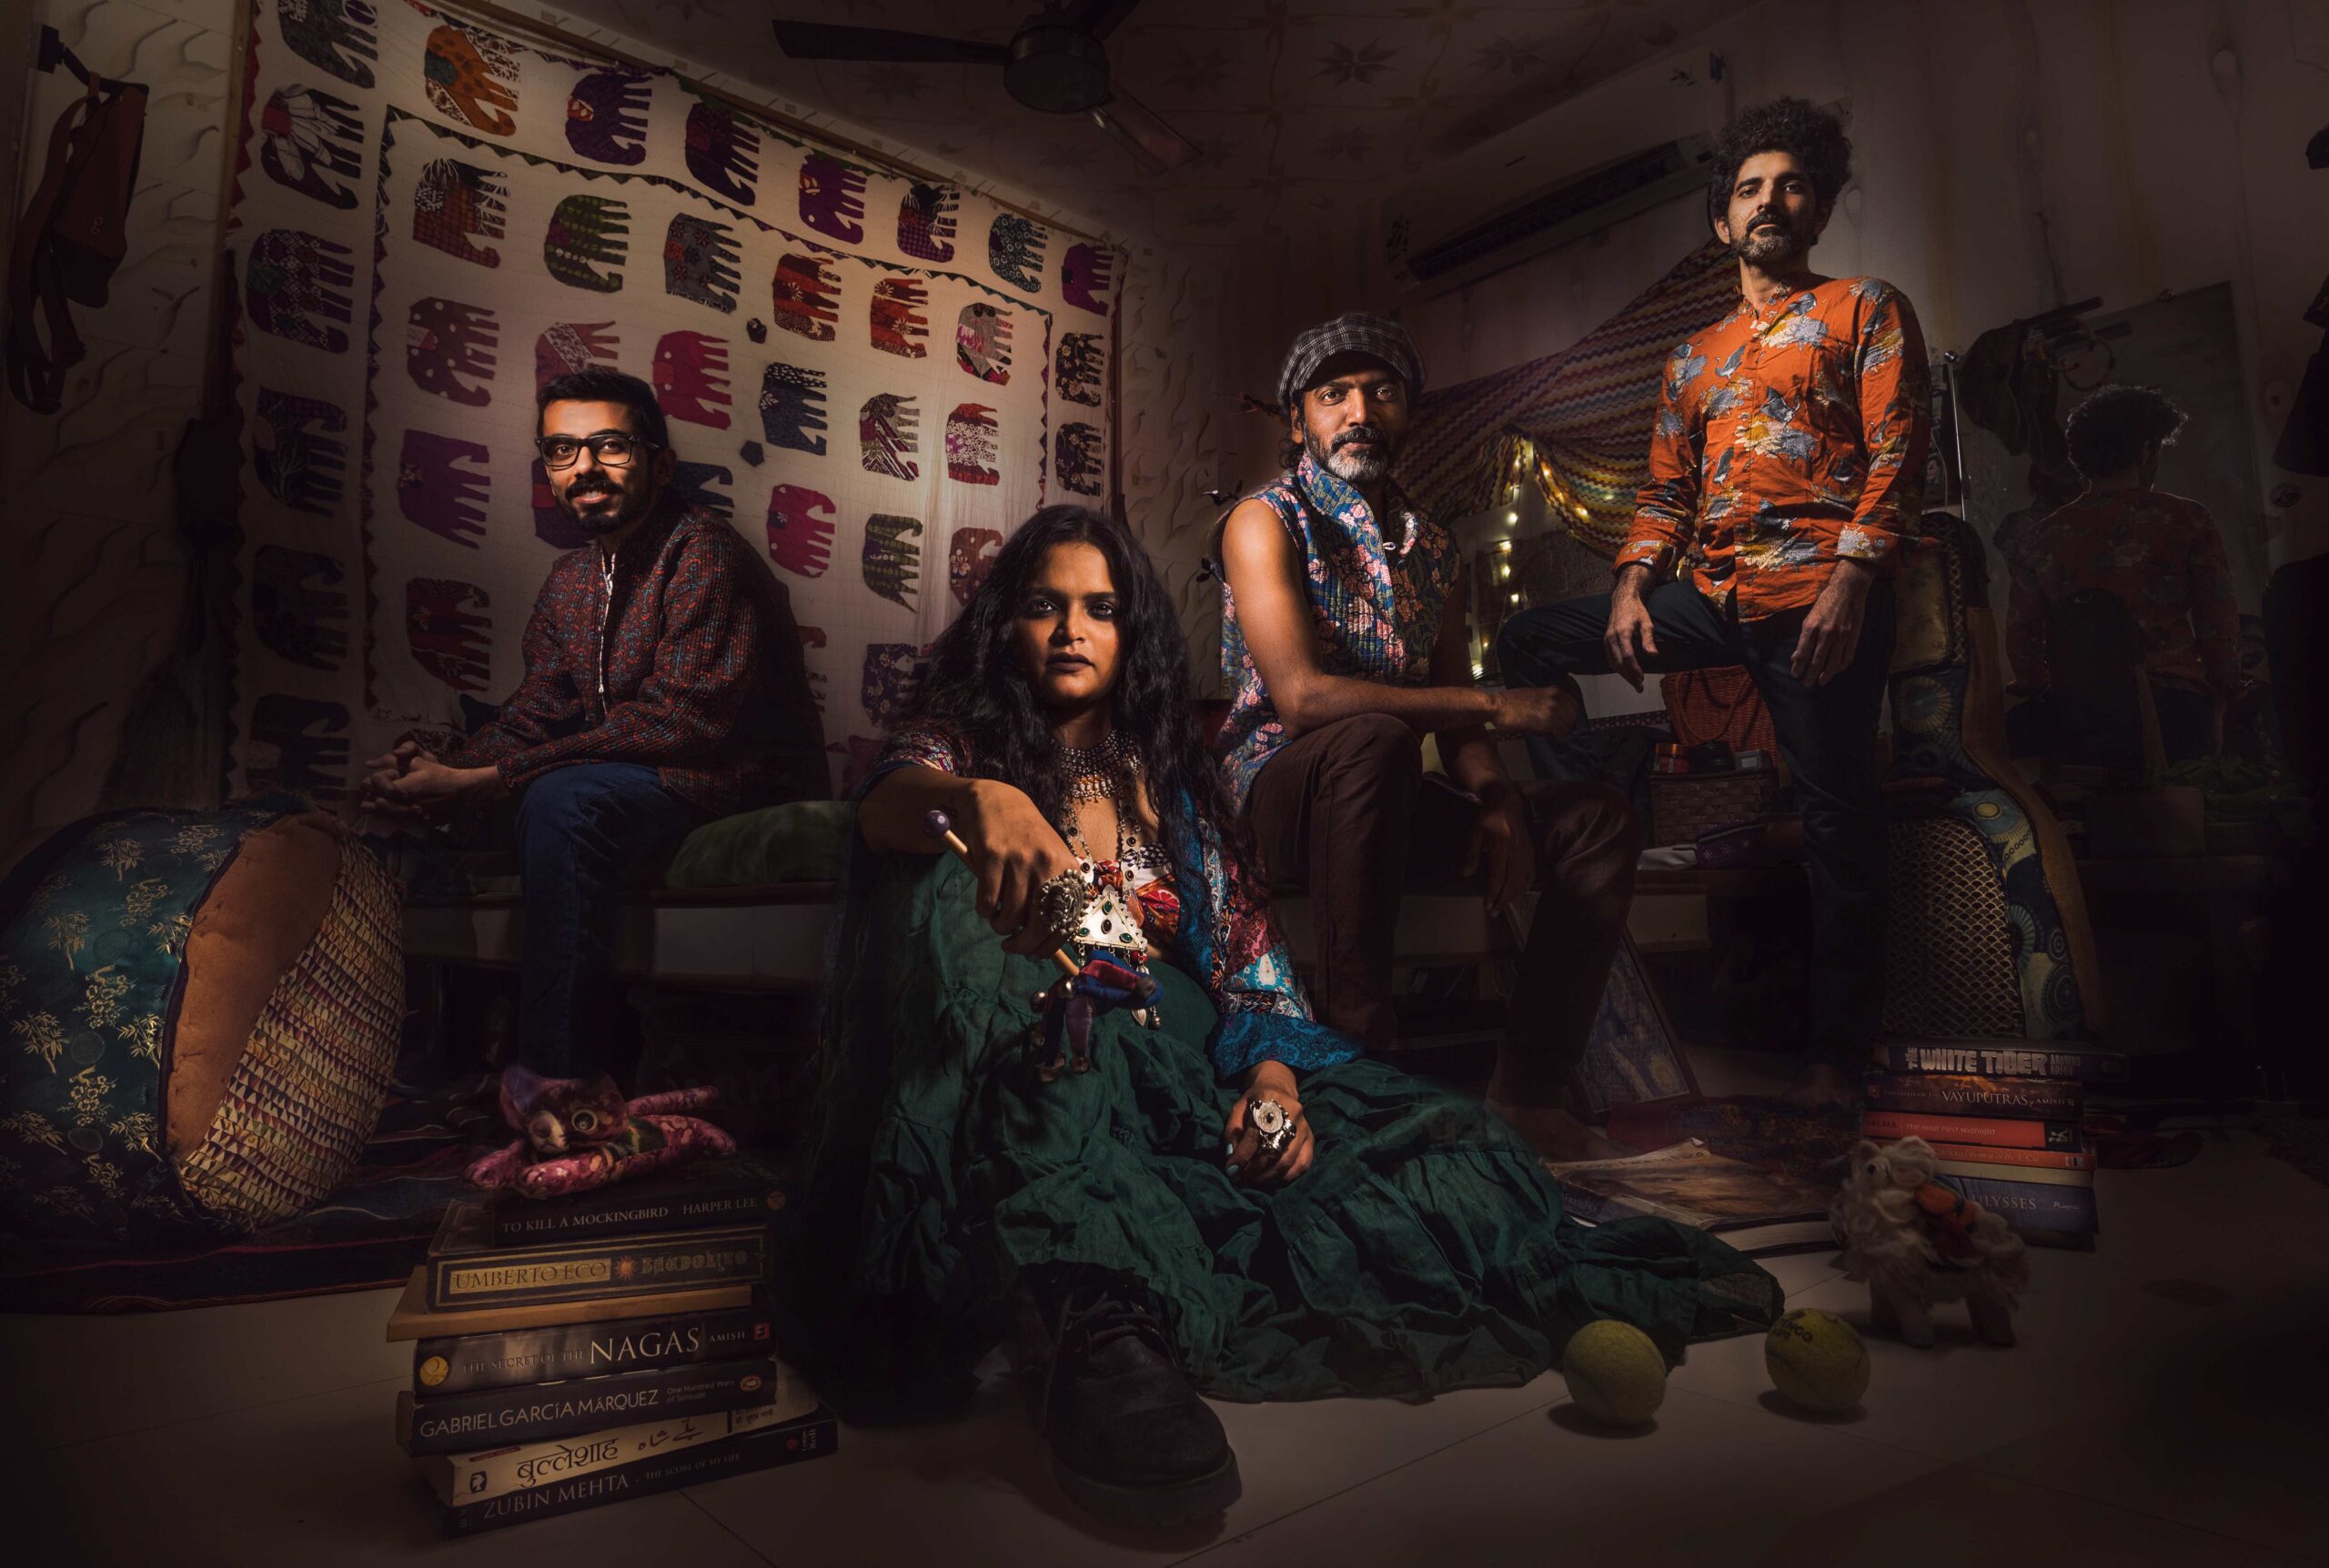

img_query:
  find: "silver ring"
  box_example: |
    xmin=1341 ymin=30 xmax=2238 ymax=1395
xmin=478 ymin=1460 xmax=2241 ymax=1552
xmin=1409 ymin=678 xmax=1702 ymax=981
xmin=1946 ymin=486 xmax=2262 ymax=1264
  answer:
xmin=1247 ymin=1096 xmax=1297 ymax=1156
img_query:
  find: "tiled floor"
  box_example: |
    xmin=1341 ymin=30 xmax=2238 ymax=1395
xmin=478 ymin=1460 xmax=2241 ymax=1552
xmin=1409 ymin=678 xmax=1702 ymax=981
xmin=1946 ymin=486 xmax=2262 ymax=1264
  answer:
xmin=8 ymin=1065 xmax=2327 ymax=1567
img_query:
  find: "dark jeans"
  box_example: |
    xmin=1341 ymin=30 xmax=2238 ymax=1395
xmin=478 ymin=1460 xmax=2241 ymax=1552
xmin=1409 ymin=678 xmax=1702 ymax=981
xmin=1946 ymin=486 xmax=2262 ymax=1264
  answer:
xmin=1244 ymin=713 xmax=1642 ymax=1107
xmin=1497 ymin=581 xmax=1896 ymax=1070
xmin=511 ymin=762 xmax=701 ymax=1075
xmin=2005 ymin=681 xmax=2215 ymax=763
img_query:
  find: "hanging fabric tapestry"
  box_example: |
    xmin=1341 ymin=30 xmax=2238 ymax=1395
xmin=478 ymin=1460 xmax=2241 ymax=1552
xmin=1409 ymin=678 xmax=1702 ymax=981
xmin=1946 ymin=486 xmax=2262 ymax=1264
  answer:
xmin=224 ymin=0 xmax=1118 ymax=799
xmin=1401 ymin=242 xmax=1736 ymax=556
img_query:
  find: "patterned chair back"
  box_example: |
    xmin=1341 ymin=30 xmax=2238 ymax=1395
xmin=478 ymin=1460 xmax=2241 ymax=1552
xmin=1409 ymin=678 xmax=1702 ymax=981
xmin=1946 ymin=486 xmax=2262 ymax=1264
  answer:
xmin=1884 ymin=514 xmax=2103 ymax=1041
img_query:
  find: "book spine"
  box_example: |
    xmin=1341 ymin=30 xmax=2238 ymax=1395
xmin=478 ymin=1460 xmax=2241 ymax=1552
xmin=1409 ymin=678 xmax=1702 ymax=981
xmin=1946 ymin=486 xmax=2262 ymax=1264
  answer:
xmin=1861 ymin=1074 xmax=2084 ymax=1121
xmin=428 ymin=1226 xmax=768 ymax=1312
xmin=1879 ymin=1042 xmax=2128 ymax=1082
xmin=441 ymin=1412 xmax=836 ymax=1536
xmin=1860 ymin=1111 xmax=2080 ymax=1151
xmin=401 ymin=1356 xmax=778 ymax=1455
xmin=1941 ymin=1174 xmax=2100 ymax=1235
xmin=432 ymin=1378 xmax=814 ymax=1502
xmin=1914 ymin=1139 xmax=2095 ymax=1171
xmin=1932 ymin=1157 xmax=2093 ymax=1188
xmin=414 ymin=1306 xmax=775 ymax=1397
xmin=489 ymin=1185 xmax=786 ymax=1247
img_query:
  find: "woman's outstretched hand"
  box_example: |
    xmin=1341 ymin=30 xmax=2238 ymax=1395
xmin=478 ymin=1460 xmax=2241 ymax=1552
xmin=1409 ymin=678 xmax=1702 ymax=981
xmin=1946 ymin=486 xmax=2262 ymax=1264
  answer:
xmin=1224 ymin=1060 xmax=1316 ymax=1187
xmin=961 ymin=779 xmax=1085 ymax=956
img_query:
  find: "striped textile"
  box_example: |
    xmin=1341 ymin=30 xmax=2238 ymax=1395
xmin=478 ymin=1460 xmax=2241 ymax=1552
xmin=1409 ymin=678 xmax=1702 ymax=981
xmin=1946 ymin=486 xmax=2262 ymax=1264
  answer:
xmin=1400 ymin=243 xmax=1739 ymax=558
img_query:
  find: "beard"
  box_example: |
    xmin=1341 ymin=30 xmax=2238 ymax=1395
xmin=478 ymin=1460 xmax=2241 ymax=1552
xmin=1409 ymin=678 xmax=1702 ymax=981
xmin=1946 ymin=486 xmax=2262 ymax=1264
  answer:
xmin=1308 ymin=423 xmax=1394 ymax=486
xmin=559 ymin=477 xmax=652 ymax=536
xmin=1729 ymin=209 xmax=1808 ymax=266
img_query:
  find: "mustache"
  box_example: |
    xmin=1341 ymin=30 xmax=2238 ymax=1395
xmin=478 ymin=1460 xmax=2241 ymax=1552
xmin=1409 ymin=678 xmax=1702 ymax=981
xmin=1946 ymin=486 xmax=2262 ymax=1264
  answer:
xmin=1333 ymin=426 xmax=1386 ymax=449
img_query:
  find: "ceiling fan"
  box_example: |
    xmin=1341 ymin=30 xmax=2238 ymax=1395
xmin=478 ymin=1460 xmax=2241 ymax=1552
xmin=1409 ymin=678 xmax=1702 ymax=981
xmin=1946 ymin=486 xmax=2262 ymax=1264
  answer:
xmin=771 ymin=0 xmax=1199 ymax=176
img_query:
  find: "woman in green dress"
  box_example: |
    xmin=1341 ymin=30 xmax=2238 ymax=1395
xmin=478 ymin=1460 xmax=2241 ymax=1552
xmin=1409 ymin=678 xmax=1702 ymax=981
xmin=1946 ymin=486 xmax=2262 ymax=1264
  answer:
xmin=781 ymin=505 xmax=1780 ymax=1529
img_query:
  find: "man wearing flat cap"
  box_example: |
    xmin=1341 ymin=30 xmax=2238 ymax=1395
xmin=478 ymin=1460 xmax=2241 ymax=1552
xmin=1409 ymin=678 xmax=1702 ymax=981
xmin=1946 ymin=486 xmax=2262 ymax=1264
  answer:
xmin=1214 ymin=311 xmax=1637 ymax=1160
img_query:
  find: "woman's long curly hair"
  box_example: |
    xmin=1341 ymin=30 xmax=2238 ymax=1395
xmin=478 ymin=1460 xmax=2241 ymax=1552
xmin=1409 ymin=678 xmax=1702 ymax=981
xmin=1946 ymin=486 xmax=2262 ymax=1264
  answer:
xmin=901 ymin=505 xmax=1245 ymax=876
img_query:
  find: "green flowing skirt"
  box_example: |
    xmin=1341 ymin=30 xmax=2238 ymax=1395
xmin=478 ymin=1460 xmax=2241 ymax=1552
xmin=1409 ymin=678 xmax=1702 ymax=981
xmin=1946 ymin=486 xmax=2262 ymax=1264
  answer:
xmin=781 ymin=854 xmax=1780 ymax=1418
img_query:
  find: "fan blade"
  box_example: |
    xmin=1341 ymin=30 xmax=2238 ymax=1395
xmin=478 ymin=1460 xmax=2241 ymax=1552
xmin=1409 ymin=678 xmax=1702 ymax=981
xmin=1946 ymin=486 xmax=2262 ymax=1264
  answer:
xmin=1061 ymin=0 xmax=1146 ymax=39
xmin=771 ymin=21 xmax=1010 ymax=66
xmin=1090 ymin=89 xmax=1198 ymax=175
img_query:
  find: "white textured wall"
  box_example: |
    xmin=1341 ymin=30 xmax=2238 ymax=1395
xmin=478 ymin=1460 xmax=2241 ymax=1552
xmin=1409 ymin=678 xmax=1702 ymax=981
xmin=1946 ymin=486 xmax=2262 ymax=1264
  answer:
xmin=1115 ymin=245 xmax=1287 ymax=698
xmin=2 ymin=0 xmax=241 ymax=873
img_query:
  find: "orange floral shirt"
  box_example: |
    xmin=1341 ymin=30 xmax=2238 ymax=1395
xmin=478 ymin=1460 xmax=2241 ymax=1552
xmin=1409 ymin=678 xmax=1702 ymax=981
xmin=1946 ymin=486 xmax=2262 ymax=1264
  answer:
xmin=1996 ymin=488 xmax=2240 ymax=699
xmin=1620 ymin=276 xmax=1931 ymax=618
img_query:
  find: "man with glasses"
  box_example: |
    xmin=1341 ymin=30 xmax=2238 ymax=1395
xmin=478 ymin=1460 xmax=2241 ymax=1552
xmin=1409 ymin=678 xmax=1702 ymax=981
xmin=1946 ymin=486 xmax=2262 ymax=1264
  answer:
xmin=1214 ymin=313 xmax=1638 ymax=1160
xmin=359 ymin=367 xmax=824 ymax=1075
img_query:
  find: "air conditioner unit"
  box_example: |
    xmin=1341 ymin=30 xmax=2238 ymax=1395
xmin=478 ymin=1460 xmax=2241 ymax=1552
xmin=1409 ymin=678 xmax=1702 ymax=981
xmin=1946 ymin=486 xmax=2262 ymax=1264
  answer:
xmin=1384 ymin=52 xmax=1725 ymax=295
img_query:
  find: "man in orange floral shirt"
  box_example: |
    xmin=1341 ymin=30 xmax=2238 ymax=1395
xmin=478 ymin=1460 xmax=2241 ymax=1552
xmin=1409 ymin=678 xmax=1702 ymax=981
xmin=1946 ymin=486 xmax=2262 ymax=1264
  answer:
xmin=1498 ymin=98 xmax=1930 ymax=1106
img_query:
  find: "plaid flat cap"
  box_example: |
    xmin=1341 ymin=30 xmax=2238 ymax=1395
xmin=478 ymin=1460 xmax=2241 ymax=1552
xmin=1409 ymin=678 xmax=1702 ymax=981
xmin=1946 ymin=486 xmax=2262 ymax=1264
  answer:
xmin=1275 ymin=312 xmax=1425 ymax=411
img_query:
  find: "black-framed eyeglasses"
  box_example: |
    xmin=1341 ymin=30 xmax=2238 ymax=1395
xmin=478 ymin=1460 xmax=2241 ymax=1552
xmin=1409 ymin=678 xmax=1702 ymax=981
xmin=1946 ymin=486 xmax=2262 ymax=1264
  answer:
xmin=536 ymin=432 xmax=656 ymax=469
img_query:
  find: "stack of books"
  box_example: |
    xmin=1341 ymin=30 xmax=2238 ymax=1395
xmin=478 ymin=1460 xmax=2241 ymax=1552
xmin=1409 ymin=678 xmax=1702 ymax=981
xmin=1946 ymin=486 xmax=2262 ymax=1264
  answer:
xmin=385 ymin=1156 xmax=834 ymax=1534
xmin=1862 ymin=1040 xmax=2125 ymax=1250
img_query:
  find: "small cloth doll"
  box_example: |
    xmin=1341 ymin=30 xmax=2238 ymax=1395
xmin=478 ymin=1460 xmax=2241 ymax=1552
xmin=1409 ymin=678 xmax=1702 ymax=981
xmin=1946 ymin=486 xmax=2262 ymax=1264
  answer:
xmin=464 ymin=1064 xmax=736 ymax=1199
xmin=1028 ymin=955 xmax=1159 ymax=1081
xmin=1832 ymin=1136 xmax=2031 ymax=1347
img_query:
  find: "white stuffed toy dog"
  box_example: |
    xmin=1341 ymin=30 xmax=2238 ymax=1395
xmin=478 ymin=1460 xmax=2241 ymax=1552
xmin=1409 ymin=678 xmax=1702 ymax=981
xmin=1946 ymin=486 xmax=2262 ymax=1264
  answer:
xmin=1832 ymin=1137 xmax=2030 ymax=1347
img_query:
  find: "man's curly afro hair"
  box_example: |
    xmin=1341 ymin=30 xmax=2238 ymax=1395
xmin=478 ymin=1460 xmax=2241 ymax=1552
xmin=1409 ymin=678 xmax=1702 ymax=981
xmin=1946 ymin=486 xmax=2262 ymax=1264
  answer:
xmin=2064 ymin=385 xmax=2185 ymax=479
xmin=1707 ymin=96 xmax=1852 ymax=226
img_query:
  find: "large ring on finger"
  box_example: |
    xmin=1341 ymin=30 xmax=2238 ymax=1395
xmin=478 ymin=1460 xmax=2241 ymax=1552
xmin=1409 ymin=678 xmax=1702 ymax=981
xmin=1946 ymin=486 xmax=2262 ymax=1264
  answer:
xmin=1247 ymin=1096 xmax=1297 ymax=1156
xmin=1032 ymin=869 xmax=1088 ymax=946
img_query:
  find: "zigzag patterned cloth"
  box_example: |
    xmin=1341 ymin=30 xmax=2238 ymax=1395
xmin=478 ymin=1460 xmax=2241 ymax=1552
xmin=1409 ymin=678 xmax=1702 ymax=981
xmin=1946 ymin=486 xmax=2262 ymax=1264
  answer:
xmin=1402 ymin=243 xmax=1739 ymax=558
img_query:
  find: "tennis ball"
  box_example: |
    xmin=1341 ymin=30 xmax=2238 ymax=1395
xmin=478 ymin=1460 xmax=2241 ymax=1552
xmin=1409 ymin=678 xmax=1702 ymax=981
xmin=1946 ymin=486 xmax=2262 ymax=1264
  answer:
xmin=1765 ymin=1308 xmax=1870 ymax=1414
xmin=1562 ymin=1319 xmax=1668 ymax=1427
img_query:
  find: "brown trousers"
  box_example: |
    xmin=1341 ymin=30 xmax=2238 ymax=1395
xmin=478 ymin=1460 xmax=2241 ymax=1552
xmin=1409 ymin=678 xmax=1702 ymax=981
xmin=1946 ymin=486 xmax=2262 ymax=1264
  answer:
xmin=1244 ymin=714 xmax=1640 ymax=1108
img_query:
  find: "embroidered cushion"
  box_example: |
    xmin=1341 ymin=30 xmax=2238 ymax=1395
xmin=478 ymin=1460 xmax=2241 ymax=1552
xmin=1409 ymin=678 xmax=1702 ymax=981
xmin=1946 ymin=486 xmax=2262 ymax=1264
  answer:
xmin=661 ymin=799 xmax=853 ymax=888
xmin=0 ymin=808 xmax=401 ymax=1243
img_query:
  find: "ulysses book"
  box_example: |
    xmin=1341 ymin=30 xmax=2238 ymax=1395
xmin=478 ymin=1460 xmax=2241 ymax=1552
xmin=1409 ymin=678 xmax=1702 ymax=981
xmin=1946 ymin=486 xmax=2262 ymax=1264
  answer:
xmin=397 ymin=1355 xmax=780 ymax=1455
xmin=426 ymin=1210 xmax=768 ymax=1312
xmin=441 ymin=1407 xmax=836 ymax=1536
xmin=413 ymin=1303 xmax=775 ymax=1396
xmin=1941 ymin=1173 xmax=2099 ymax=1237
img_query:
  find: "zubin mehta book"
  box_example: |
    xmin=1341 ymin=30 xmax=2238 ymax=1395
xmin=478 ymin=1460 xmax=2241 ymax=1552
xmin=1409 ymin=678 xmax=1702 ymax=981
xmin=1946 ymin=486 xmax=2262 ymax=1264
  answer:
xmin=425 ymin=1206 xmax=768 ymax=1312
xmin=396 ymin=1355 xmax=780 ymax=1455
xmin=422 ymin=1368 xmax=817 ymax=1503
xmin=413 ymin=1303 xmax=776 ymax=1397
xmin=440 ymin=1407 xmax=836 ymax=1536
